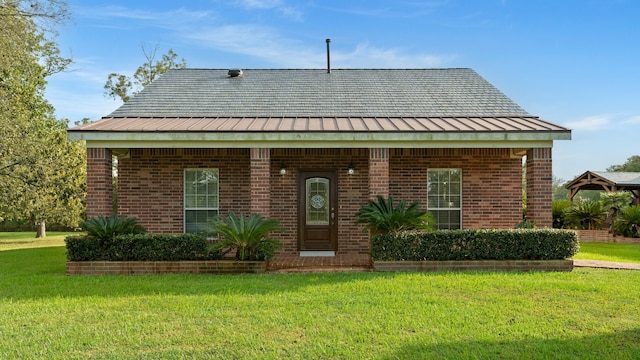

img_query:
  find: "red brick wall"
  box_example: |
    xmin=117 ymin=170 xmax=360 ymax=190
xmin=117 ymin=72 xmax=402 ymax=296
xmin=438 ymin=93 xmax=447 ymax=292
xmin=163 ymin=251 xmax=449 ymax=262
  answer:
xmin=109 ymin=147 xmax=527 ymax=255
xmin=526 ymin=148 xmax=553 ymax=227
xmin=86 ymin=148 xmax=113 ymax=218
xmin=250 ymin=148 xmax=271 ymax=217
xmin=369 ymin=148 xmax=389 ymax=199
xmin=117 ymin=148 xmax=251 ymax=233
xmin=270 ymin=149 xmax=370 ymax=254
xmin=390 ymin=148 xmax=523 ymax=229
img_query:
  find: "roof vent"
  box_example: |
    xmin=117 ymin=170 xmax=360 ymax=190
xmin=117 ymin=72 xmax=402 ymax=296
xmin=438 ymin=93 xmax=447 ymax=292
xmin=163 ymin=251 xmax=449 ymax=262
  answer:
xmin=228 ymin=69 xmax=243 ymax=77
xmin=326 ymin=39 xmax=331 ymax=74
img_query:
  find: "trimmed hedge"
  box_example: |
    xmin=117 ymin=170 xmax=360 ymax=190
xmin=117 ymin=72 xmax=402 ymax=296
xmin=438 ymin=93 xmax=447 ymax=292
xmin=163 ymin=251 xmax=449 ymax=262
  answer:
xmin=65 ymin=234 xmax=224 ymax=261
xmin=371 ymin=229 xmax=579 ymax=261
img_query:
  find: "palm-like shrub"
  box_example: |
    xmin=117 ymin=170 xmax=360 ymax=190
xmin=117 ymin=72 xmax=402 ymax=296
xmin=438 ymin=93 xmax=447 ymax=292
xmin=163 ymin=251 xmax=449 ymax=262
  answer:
xmin=600 ymin=191 xmax=634 ymax=230
xmin=600 ymin=191 xmax=634 ymax=211
xmin=354 ymin=195 xmax=434 ymax=233
xmin=79 ymin=215 xmax=146 ymax=241
xmin=564 ymin=200 xmax=606 ymax=230
xmin=209 ymin=212 xmax=283 ymax=261
xmin=613 ymin=205 xmax=640 ymax=238
xmin=552 ymin=200 xmax=572 ymax=229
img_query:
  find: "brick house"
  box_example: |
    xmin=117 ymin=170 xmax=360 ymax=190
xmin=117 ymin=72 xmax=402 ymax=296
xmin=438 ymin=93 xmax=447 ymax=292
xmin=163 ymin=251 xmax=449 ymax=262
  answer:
xmin=68 ymin=68 xmax=570 ymax=256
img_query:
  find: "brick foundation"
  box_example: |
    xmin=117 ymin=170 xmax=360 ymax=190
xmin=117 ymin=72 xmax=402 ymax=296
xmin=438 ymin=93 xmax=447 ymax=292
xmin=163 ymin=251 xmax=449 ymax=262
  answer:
xmin=66 ymin=260 xmax=267 ymax=275
xmin=373 ymin=260 xmax=573 ymax=272
xmin=68 ymin=259 xmax=573 ymax=275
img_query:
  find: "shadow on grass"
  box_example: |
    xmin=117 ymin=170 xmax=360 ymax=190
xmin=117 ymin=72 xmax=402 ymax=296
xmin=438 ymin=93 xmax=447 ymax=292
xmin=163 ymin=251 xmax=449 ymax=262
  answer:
xmin=0 ymin=247 xmax=410 ymax=300
xmin=381 ymin=328 xmax=640 ymax=359
xmin=0 ymin=246 xmax=629 ymax=302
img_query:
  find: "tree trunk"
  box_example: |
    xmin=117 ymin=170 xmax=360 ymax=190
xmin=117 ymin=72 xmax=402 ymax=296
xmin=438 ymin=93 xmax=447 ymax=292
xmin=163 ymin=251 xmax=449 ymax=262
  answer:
xmin=35 ymin=221 xmax=46 ymax=238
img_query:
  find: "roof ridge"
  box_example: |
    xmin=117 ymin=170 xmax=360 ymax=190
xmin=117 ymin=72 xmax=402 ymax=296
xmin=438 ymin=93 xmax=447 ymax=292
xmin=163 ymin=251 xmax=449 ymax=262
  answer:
xmin=168 ymin=67 xmax=475 ymax=71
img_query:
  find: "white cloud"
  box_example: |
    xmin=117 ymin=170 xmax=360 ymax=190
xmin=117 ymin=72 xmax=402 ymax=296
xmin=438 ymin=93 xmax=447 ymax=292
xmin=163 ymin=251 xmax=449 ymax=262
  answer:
xmin=236 ymin=0 xmax=283 ymax=10
xmin=622 ymin=115 xmax=640 ymax=124
xmin=563 ymin=114 xmax=612 ymax=131
xmin=187 ymin=26 xmax=453 ymax=68
xmin=335 ymin=43 xmax=453 ymax=68
xmin=186 ymin=24 xmax=317 ymax=67
xmin=234 ymin=0 xmax=303 ymax=21
xmin=74 ymin=5 xmax=214 ymax=29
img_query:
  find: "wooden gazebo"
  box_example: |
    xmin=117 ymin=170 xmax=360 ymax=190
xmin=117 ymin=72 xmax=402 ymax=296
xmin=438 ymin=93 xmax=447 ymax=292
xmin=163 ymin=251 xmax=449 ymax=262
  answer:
xmin=565 ymin=171 xmax=640 ymax=204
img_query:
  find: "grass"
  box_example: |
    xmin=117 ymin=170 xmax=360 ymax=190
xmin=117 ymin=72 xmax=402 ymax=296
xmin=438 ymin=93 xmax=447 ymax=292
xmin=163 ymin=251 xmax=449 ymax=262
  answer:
xmin=0 ymin=231 xmax=80 ymax=251
xmin=0 ymin=234 xmax=639 ymax=359
xmin=574 ymin=242 xmax=640 ymax=263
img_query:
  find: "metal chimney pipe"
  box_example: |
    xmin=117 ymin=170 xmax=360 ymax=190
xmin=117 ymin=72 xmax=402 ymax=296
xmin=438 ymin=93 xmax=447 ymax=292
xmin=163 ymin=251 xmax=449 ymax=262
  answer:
xmin=326 ymin=38 xmax=331 ymax=73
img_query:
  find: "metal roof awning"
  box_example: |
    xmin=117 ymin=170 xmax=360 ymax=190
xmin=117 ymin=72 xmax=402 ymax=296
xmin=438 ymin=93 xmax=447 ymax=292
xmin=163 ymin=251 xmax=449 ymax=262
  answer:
xmin=67 ymin=116 xmax=571 ymax=149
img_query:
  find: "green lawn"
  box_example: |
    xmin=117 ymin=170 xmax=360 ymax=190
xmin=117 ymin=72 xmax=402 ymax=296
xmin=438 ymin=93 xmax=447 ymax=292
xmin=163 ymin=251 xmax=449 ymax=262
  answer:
xmin=0 ymin=231 xmax=80 ymax=251
xmin=0 ymin=234 xmax=638 ymax=359
xmin=574 ymin=242 xmax=640 ymax=263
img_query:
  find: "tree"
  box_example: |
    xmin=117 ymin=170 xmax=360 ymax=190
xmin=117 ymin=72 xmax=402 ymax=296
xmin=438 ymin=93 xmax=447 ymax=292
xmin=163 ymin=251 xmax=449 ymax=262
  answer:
xmin=607 ymin=155 xmax=640 ymax=172
xmin=104 ymin=46 xmax=186 ymax=102
xmin=552 ymin=176 xmax=569 ymax=200
xmin=0 ymin=0 xmax=84 ymax=237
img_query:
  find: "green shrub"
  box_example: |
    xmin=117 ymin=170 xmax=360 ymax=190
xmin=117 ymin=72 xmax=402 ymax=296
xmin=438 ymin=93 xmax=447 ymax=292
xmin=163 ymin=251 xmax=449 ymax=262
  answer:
xmin=515 ymin=219 xmax=535 ymax=229
xmin=79 ymin=215 xmax=146 ymax=241
xmin=564 ymin=200 xmax=606 ymax=230
xmin=209 ymin=212 xmax=283 ymax=261
xmin=65 ymin=236 xmax=102 ymax=261
xmin=613 ymin=205 xmax=640 ymax=238
xmin=65 ymin=233 xmax=223 ymax=261
xmin=370 ymin=229 xmax=579 ymax=261
xmin=354 ymin=195 xmax=434 ymax=233
xmin=600 ymin=191 xmax=634 ymax=211
xmin=552 ymin=200 xmax=572 ymax=229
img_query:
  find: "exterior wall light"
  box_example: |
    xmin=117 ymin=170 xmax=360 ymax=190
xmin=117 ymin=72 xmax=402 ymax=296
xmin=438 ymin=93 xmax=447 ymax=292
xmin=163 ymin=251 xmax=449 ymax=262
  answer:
xmin=280 ymin=165 xmax=287 ymax=175
xmin=347 ymin=164 xmax=355 ymax=175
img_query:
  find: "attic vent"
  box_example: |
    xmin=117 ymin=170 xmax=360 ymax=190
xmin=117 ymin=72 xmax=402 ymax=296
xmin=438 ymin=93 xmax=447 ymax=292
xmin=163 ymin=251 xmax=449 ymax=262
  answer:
xmin=228 ymin=69 xmax=243 ymax=77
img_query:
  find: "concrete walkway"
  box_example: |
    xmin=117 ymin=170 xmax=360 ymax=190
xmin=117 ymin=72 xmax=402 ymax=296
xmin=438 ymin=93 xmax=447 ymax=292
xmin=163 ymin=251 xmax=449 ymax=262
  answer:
xmin=573 ymin=259 xmax=640 ymax=270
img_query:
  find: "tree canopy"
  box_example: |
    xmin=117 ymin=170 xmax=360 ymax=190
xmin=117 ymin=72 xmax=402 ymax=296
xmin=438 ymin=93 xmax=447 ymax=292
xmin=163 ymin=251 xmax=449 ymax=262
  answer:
xmin=0 ymin=0 xmax=85 ymax=237
xmin=104 ymin=46 xmax=187 ymax=102
xmin=607 ymin=155 xmax=640 ymax=172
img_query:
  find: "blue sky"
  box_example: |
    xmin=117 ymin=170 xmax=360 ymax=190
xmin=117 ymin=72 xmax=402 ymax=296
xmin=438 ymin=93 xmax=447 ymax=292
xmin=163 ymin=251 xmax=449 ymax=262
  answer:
xmin=46 ymin=0 xmax=640 ymax=181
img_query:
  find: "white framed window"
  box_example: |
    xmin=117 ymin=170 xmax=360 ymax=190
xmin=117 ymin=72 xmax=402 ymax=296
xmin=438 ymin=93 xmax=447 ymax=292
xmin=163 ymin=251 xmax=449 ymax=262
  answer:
xmin=427 ymin=168 xmax=462 ymax=230
xmin=184 ymin=168 xmax=219 ymax=234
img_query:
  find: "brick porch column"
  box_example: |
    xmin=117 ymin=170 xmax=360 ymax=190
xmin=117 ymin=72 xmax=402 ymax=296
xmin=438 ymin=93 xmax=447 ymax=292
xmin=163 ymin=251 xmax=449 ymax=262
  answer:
xmin=369 ymin=148 xmax=389 ymax=199
xmin=250 ymin=148 xmax=271 ymax=217
xmin=86 ymin=148 xmax=113 ymax=218
xmin=526 ymin=147 xmax=552 ymax=227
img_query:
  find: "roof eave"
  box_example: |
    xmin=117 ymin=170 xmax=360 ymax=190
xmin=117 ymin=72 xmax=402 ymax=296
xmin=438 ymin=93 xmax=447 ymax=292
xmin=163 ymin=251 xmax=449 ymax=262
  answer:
xmin=68 ymin=130 xmax=571 ymax=149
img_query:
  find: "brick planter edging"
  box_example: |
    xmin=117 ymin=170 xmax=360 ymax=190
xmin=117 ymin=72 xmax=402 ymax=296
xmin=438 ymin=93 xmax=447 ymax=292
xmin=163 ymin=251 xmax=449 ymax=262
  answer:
xmin=372 ymin=260 xmax=574 ymax=272
xmin=574 ymin=230 xmax=640 ymax=243
xmin=66 ymin=260 xmax=267 ymax=275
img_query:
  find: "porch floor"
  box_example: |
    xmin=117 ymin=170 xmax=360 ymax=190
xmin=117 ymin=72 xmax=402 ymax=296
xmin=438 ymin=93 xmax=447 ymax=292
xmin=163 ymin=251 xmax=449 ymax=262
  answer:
xmin=267 ymin=253 xmax=372 ymax=273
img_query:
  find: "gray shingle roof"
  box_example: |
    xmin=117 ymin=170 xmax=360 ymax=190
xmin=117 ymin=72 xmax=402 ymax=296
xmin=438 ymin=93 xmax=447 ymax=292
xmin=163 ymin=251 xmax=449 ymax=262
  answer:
xmin=592 ymin=171 xmax=640 ymax=185
xmin=107 ymin=68 xmax=532 ymax=118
